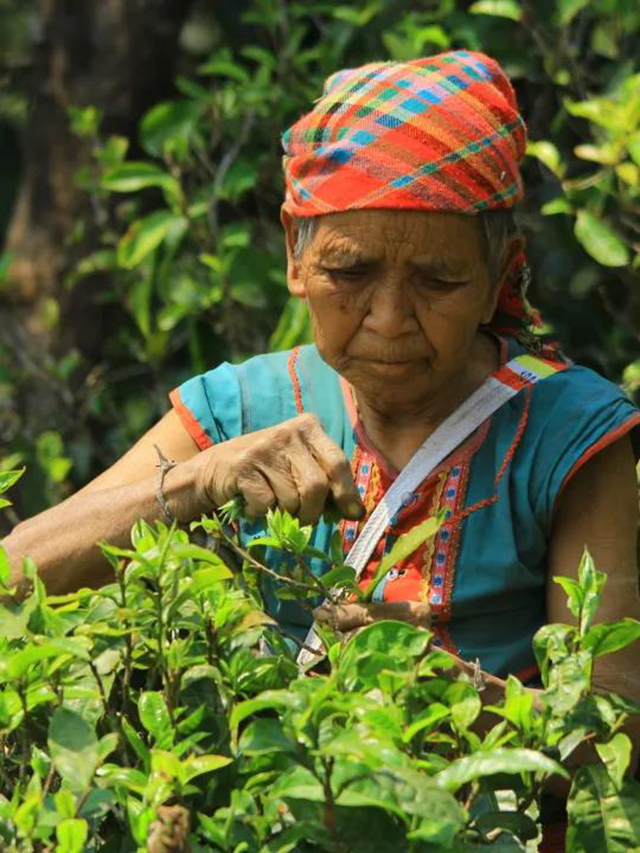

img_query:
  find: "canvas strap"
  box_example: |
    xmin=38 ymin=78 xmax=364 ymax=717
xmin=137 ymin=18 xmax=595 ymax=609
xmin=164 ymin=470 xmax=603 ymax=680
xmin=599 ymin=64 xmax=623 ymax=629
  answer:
xmin=296 ymin=354 xmax=566 ymax=668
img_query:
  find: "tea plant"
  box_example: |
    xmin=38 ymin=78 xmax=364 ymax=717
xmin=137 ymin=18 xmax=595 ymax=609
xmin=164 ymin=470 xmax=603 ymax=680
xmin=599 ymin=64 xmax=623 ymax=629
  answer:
xmin=0 ymin=470 xmax=638 ymax=851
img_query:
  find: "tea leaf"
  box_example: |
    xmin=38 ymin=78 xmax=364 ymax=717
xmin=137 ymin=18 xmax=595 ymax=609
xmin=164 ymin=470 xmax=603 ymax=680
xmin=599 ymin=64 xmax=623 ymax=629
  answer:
xmin=435 ymin=748 xmax=568 ymax=792
xmin=567 ymin=764 xmax=640 ymax=850
xmin=362 ymin=511 xmax=445 ymax=601
xmin=48 ymin=709 xmax=99 ymax=792
xmin=574 ymin=210 xmax=630 ymax=268
xmin=595 ymin=733 xmax=632 ymax=789
xmin=138 ymin=692 xmax=172 ymax=742
xmin=56 ymin=818 xmax=88 ymax=853
xmin=583 ymin=618 xmax=640 ymax=658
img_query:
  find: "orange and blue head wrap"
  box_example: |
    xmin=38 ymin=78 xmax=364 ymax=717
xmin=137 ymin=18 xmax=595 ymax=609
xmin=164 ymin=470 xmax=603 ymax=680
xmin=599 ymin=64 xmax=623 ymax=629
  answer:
xmin=282 ymin=50 xmax=544 ymax=344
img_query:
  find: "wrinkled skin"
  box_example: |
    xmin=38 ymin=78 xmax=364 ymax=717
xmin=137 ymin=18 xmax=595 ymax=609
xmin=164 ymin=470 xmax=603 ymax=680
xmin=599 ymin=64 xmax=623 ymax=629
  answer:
xmin=282 ymin=208 xmax=519 ymax=472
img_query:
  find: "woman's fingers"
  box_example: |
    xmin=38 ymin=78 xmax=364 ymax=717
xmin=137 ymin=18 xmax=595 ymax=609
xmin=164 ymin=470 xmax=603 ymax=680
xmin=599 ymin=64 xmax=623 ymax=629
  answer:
xmin=302 ymin=417 xmax=364 ymax=521
xmin=237 ymin=470 xmax=276 ymax=518
xmin=314 ymin=601 xmax=432 ymax=631
xmin=200 ymin=412 xmax=363 ymax=523
xmin=289 ymin=455 xmax=330 ymax=525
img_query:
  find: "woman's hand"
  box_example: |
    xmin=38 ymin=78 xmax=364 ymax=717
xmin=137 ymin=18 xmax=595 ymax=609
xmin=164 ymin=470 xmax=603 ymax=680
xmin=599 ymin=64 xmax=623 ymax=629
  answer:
xmin=194 ymin=413 xmax=365 ymax=524
xmin=314 ymin=600 xmax=432 ymax=631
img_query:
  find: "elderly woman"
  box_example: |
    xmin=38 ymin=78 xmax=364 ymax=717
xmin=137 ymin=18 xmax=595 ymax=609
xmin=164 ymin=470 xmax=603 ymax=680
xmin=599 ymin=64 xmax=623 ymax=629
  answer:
xmin=3 ymin=50 xmax=640 ymax=845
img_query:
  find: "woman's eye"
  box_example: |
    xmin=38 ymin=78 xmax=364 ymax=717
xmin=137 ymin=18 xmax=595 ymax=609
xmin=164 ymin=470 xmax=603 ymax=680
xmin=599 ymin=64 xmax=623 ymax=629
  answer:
xmin=420 ymin=277 xmax=466 ymax=291
xmin=323 ymin=267 xmax=368 ymax=282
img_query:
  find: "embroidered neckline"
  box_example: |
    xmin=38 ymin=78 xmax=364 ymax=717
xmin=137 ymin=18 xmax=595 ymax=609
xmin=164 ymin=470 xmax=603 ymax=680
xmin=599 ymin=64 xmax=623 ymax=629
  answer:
xmin=339 ymin=334 xmax=508 ymax=481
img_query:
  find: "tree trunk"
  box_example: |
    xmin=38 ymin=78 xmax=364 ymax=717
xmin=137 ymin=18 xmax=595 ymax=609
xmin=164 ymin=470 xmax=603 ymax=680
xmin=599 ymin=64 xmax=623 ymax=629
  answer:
xmin=0 ymin=0 xmax=192 ymax=522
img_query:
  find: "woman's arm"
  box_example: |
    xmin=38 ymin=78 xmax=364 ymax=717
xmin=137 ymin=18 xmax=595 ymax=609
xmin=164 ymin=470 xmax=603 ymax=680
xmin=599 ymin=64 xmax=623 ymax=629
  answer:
xmin=2 ymin=411 xmax=363 ymax=596
xmin=546 ymin=433 xmax=640 ymax=762
xmin=2 ymin=409 xmax=205 ymax=594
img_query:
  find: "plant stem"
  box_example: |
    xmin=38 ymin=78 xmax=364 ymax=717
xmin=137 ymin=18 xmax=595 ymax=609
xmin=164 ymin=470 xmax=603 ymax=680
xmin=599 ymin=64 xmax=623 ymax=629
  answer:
xmin=220 ymin=532 xmax=320 ymax=602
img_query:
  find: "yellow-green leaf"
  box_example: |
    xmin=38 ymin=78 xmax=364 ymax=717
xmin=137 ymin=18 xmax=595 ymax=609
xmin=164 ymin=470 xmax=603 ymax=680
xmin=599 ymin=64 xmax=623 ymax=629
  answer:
xmin=469 ymin=0 xmax=521 ymax=20
xmin=117 ymin=211 xmax=186 ymax=269
xmin=574 ymin=210 xmax=629 ymax=267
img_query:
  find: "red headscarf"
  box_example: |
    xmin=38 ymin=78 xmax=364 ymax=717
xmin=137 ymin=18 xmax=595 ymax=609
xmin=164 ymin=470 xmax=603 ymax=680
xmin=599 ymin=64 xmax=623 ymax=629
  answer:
xmin=282 ymin=50 xmax=545 ymax=344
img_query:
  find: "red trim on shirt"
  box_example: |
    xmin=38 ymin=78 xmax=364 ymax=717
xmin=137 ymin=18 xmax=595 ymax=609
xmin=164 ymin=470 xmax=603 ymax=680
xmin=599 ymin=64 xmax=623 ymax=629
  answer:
xmin=514 ymin=662 xmax=541 ymax=684
xmin=557 ymin=413 xmax=640 ymax=500
xmin=169 ymin=388 xmax=214 ymax=451
xmin=287 ymin=347 xmax=304 ymax=415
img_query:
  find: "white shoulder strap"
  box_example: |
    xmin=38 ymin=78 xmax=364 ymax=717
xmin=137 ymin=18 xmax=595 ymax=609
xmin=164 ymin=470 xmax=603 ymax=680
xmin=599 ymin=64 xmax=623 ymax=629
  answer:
xmin=296 ymin=354 xmax=565 ymax=667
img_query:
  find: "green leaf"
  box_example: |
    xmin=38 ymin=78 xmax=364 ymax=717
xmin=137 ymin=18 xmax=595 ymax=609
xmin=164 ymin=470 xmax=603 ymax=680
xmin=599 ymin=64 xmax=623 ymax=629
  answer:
xmin=0 ymin=545 xmax=11 ymax=587
xmin=574 ymin=210 xmax=630 ymax=267
xmin=556 ymin=0 xmax=590 ymax=25
xmin=595 ymin=733 xmax=632 ymax=789
xmin=0 ymin=468 xmax=25 ymax=495
xmin=198 ymin=55 xmax=249 ymax=83
xmin=577 ymin=549 xmax=607 ymax=636
xmin=48 ymin=708 xmax=99 ymax=792
xmin=238 ymin=718 xmax=295 ymax=756
xmin=230 ymin=690 xmax=299 ymax=734
xmin=101 ymin=161 xmax=177 ymax=193
xmin=553 ymin=576 xmax=584 ymax=620
xmin=583 ymin=619 xmax=640 ymax=658
xmin=628 ymin=133 xmax=640 ymax=168
xmin=182 ymin=754 xmax=233 ymax=783
xmin=474 ymin=810 xmax=538 ymax=842
xmin=140 ymin=99 xmax=200 ymax=157
xmin=567 ymin=764 xmax=640 ymax=851
xmin=318 ymin=564 xmax=357 ymax=590
xmin=362 ymin=511 xmax=445 ymax=601
xmin=138 ymin=692 xmax=171 ymax=742
xmin=468 ymin=0 xmax=522 ymax=21
xmin=435 ymin=748 xmax=568 ymax=792
xmin=403 ymin=703 xmax=450 ymax=742
xmin=527 ymin=140 xmax=565 ymax=179
xmin=3 ymin=638 xmax=91 ymax=681
xmin=117 ymin=210 xmax=186 ymax=269
xmin=121 ymin=718 xmax=150 ymax=770
xmin=56 ymin=818 xmax=88 ymax=853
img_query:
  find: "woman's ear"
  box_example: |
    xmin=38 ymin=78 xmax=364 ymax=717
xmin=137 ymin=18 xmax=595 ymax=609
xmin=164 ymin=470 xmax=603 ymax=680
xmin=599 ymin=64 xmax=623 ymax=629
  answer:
xmin=481 ymin=231 xmax=526 ymax=324
xmin=280 ymin=207 xmax=306 ymax=297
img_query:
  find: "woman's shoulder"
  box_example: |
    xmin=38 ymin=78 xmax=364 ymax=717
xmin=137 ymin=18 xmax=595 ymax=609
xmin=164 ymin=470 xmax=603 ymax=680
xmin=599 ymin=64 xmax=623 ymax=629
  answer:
xmin=495 ymin=337 xmax=640 ymax=521
xmin=170 ymin=344 xmax=343 ymax=445
xmin=504 ymin=336 xmax=636 ymax=414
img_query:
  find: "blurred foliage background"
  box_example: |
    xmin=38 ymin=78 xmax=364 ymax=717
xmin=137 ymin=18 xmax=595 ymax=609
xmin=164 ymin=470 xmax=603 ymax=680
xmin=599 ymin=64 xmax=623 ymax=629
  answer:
xmin=0 ymin=0 xmax=638 ymax=527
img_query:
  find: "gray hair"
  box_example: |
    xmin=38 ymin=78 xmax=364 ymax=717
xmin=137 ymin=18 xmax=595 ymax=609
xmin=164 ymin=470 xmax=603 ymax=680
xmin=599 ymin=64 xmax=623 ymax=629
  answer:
xmin=293 ymin=209 xmax=518 ymax=285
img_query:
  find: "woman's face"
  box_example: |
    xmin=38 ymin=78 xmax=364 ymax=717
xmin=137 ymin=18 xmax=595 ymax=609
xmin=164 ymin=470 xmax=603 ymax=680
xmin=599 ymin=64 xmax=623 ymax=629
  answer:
xmin=282 ymin=208 xmax=504 ymax=410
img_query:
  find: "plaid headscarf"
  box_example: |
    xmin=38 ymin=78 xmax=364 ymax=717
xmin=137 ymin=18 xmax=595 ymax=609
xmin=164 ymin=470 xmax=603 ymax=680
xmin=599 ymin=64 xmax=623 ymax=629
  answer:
xmin=282 ymin=50 xmax=544 ymax=344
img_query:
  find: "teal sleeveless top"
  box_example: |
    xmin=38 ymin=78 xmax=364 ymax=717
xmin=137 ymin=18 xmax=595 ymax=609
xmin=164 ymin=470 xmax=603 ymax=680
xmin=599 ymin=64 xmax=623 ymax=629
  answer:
xmin=170 ymin=338 xmax=640 ymax=679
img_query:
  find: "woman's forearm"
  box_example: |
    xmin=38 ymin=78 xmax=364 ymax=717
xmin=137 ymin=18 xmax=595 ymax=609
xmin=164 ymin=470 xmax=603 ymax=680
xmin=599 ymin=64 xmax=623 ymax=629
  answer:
xmin=1 ymin=456 xmax=209 ymax=596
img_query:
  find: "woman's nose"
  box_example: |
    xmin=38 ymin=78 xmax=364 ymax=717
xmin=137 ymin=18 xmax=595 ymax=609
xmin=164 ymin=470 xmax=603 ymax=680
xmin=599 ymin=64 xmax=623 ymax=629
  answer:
xmin=362 ymin=282 xmax=418 ymax=338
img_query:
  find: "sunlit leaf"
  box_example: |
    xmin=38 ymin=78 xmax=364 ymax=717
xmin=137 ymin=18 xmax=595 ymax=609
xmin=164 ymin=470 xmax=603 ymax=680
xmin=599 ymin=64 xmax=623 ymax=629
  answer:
xmin=583 ymin=619 xmax=640 ymax=658
xmin=138 ymin=692 xmax=171 ymax=742
xmin=140 ymin=99 xmax=200 ymax=157
xmin=117 ymin=210 xmax=187 ymax=269
xmin=527 ymin=140 xmax=565 ymax=178
xmin=435 ymin=748 xmax=567 ymax=792
xmin=574 ymin=210 xmax=630 ymax=268
xmin=567 ymin=764 xmax=640 ymax=851
xmin=362 ymin=511 xmax=445 ymax=601
xmin=469 ymin=0 xmax=522 ymax=21
xmin=101 ymin=161 xmax=177 ymax=193
xmin=595 ymin=733 xmax=632 ymax=789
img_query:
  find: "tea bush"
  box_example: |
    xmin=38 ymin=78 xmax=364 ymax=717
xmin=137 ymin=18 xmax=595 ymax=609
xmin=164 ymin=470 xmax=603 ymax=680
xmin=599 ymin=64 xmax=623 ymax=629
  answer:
xmin=0 ymin=473 xmax=639 ymax=851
